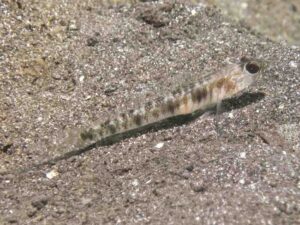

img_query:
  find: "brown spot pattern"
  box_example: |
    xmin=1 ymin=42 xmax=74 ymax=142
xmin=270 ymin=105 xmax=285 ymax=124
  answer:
xmin=133 ymin=112 xmax=143 ymax=126
xmin=180 ymin=94 xmax=191 ymax=114
xmin=80 ymin=129 xmax=94 ymax=141
xmin=166 ymin=98 xmax=176 ymax=114
xmin=214 ymin=77 xmax=236 ymax=92
xmin=151 ymin=108 xmax=160 ymax=118
xmin=191 ymin=86 xmax=207 ymax=103
xmin=107 ymin=123 xmax=117 ymax=134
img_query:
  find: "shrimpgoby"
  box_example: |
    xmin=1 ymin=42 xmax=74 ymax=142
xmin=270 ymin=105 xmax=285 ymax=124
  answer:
xmin=70 ymin=57 xmax=261 ymax=149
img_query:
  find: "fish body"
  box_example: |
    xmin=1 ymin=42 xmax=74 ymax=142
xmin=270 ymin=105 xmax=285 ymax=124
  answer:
xmin=69 ymin=57 xmax=261 ymax=148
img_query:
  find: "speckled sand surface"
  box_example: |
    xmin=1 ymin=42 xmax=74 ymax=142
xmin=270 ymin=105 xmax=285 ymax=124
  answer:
xmin=0 ymin=1 xmax=299 ymax=224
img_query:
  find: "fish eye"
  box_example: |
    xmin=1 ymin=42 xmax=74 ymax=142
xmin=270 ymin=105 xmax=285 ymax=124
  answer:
xmin=245 ymin=61 xmax=260 ymax=74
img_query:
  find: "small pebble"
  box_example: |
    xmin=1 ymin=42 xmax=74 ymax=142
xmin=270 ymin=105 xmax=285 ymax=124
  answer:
xmin=81 ymin=198 xmax=93 ymax=207
xmin=239 ymin=179 xmax=245 ymax=184
xmin=240 ymin=152 xmax=246 ymax=159
xmin=190 ymin=181 xmax=206 ymax=192
xmin=191 ymin=9 xmax=197 ymax=16
xmin=86 ymin=37 xmax=99 ymax=46
xmin=52 ymin=73 xmax=62 ymax=80
xmin=155 ymin=142 xmax=164 ymax=149
xmin=27 ymin=207 xmax=37 ymax=217
xmin=241 ymin=2 xmax=248 ymax=9
xmin=289 ymin=61 xmax=297 ymax=68
xmin=104 ymin=85 xmax=117 ymax=95
xmin=132 ymin=179 xmax=139 ymax=186
xmin=282 ymin=151 xmax=287 ymax=155
xmin=180 ymin=170 xmax=190 ymax=179
xmin=31 ymin=197 xmax=48 ymax=210
xmin=46 ymin=170 xmax=59 ymax=179
xmin=185 ymin=164 xmax=194 ymax=172
xmin=79 ymin=75 xmax=85 ymax=83
xmin=68 ymin=20 xmax=79 ymax=31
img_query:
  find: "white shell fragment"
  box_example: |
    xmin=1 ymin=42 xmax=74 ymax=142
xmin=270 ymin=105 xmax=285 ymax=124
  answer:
xmin=240 ymin=152 xmax=246 ymax=159
xmin=155 ymin=142 xmax=164 ymax=149
xmin=46 ymin=170 xmax=59 ymax=179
